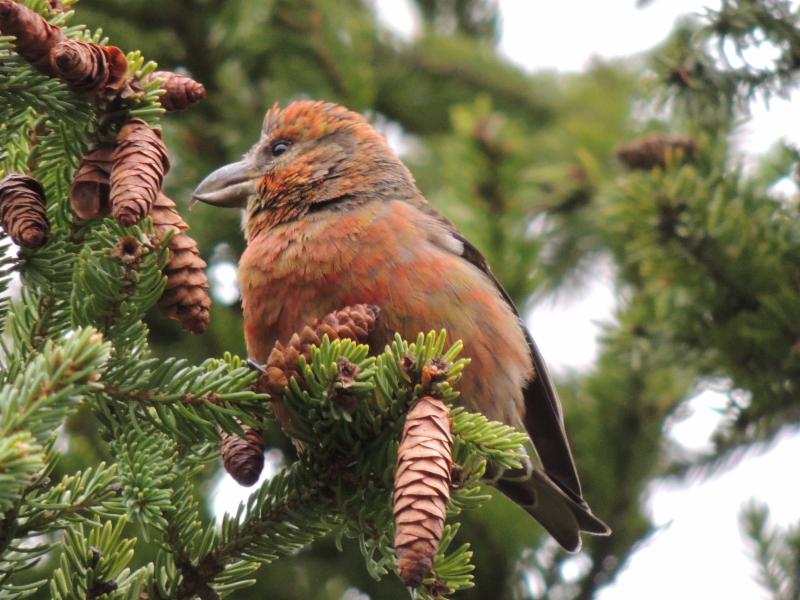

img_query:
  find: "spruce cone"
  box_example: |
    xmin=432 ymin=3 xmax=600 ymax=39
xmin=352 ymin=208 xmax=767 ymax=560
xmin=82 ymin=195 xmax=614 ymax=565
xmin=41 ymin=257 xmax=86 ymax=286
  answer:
xmin=70 ymin=145 xmax=114 ymax=219
xmin=148 ymin=70 xmax=206 ymax=111
xmin=151 ymin=190 xmax=187 ymax=235
xmin=616 ymin=134 xmax=697 ymax=171
xmin=51 ymin=39 xmax=128 ymax=94
xmin=152 ymin=192 xmax=210 ymax=334
xmin=0 ymin=173 xmax=50 ymax=248
xmin=0 ymin=0 xmax=64 ymax=76
xmin=263 ymin=304 xmax=380 ymax=397
xmin=394 ymin=395 xmax=453 ymax=587
xmin=220 ymin=425 xmax=265 ymax=486
xmin=110 ymin=119 xmax=169 ymax=226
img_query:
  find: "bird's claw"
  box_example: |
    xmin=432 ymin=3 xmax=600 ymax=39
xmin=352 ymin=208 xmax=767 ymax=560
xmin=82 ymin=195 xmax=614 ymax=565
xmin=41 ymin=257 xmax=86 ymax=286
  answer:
xmin=246 ymin=357 xmax=267 ymax=375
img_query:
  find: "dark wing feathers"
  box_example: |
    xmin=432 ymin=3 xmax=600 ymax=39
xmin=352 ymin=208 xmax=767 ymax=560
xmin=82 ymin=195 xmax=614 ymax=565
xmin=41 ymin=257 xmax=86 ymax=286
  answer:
xmin=448 ymin=229 xmax=584 ymax=502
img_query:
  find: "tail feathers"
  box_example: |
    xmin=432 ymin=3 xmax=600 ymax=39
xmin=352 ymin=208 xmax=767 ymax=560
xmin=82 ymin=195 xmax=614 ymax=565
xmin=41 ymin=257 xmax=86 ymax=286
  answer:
xmin=497 ymin=470 xmax=610 ymax=552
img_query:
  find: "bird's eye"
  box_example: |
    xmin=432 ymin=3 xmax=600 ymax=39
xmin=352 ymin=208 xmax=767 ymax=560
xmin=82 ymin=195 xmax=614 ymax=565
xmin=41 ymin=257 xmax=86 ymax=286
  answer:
xmin=271 ymin=141 xmax=290 ymax=156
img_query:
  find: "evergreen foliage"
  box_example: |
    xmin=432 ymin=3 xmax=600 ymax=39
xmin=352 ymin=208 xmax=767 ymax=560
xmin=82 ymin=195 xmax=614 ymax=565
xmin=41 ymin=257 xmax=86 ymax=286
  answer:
xmin=2 ymin=0 xmax=800 ymax=598
xmin=741 ymin=500 xmax=800 ymax=600
xmin=0 ymin=3 xmax=531 ymax=598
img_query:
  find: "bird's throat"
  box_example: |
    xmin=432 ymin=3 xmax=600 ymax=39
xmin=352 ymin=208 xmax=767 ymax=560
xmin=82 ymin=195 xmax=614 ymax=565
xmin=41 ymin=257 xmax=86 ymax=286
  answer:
xmin=246 ymin=192 xmax=368 ymax=239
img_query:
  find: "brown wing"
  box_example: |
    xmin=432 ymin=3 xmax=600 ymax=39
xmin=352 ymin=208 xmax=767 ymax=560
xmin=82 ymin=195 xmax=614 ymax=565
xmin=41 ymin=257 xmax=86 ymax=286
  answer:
xmin=447 ymin=229 xmax=584 ymax=501
xmin=376 ymin=197 xmax=607 ymax=546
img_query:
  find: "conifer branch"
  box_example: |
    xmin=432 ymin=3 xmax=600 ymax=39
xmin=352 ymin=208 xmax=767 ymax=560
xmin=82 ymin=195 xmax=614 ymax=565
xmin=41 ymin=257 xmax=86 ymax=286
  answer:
xmin=654 ymin=0 xmax=800 ymax=127
xmin=0 ymin=328 xmax=111 ymax=594
xmin=13 ymin=463 xmax=122 ymax=538
xmin=741 ymin=501 xmax=800 ymax=600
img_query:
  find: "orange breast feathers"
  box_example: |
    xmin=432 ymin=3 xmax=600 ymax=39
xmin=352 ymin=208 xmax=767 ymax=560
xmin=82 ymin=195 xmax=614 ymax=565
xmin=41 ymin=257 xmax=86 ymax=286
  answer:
xmin=238 ymin=199 xmax=533 ymax=426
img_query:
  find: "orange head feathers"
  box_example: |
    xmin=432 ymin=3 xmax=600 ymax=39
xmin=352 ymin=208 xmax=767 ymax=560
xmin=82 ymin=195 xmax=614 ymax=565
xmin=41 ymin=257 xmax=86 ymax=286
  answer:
xmin=260 ymin=100 xmax=372 ymax=143
xmin=193 ymin=100 xmax=416 ymax=238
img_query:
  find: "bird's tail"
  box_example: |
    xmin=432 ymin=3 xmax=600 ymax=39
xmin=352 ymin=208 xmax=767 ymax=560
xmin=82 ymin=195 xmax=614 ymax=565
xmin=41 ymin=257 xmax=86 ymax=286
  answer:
xmin=496 ymin=469 xmax=610 ymax=552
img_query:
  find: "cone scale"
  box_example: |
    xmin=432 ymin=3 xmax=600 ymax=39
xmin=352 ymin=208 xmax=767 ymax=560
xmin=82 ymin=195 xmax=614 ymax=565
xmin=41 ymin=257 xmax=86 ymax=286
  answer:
xmin=394 ymin=395 xmax=453 ymax=587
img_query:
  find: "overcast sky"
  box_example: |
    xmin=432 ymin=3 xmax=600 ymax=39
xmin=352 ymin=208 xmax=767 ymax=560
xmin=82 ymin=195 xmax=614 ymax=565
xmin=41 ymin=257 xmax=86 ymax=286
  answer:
xmin=500 ymin=2 xmax=800 ymax=598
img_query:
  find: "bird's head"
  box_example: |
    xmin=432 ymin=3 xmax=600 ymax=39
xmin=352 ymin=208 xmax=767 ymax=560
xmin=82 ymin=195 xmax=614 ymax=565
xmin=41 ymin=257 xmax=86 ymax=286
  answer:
xmin=192 ymin=100 xmax=415 ymax=238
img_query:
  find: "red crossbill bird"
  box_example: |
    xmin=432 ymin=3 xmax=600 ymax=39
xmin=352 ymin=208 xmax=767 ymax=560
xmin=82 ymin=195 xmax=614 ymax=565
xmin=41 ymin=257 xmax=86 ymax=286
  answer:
xmin=193 ymin=100 xmax=610 ymax=551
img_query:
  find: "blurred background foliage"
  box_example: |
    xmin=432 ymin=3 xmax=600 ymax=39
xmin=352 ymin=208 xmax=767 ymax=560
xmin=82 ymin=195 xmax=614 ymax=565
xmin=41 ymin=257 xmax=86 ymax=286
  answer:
xmin=38 ymin=0 xmax=800 ymax=597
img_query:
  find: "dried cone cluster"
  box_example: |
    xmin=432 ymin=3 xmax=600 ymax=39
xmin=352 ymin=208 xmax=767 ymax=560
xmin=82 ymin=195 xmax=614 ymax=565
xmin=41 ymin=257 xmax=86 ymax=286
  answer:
xmin=3 ymin=2 xmax=211 ymax=327
xmin=0 ymin=3 xmax=209 ymax=105
xmin=110 ymin=119 xmax=169 ymax=226
xmin=0 ymin=0 xmax=63 ymax=76
xmin=0 ymin=1 xmax=127 ymax=93
xmin=0 ymin=173 xmax=50 ymax=248
xmin=148 ymin=71 xmax=206 ymax=112
xmin=264 ymin=304 xmax=380 ymax=397
xmin=220 ymin=425 xmax=265 ymax=486
xmin=394 ymin=395 xmax=453 ymax=587
xmin=0 ymin=2 xmax=208 ymax=107
xmin=51 ymin=38 xmax=128 ymax=94
xmin=68 ymin=121 xmax=208 ymax=334
xmin=152 ymin=192 xmax=210 ymax=334
xmin=70 ymin=144 xmax=113 ymax=219
xmin=616 ymin=133 xmax=697 ymax=171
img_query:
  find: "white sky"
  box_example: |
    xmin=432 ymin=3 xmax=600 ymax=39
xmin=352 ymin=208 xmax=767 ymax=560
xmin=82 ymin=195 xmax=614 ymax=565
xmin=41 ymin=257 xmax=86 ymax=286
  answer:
xmin=498 ymin=0 xmax=715 ymax=72
xmin=211 ymin=2 xmax=800 ymax=598
xmin=505 ymin=2 xmax=800 ymax=599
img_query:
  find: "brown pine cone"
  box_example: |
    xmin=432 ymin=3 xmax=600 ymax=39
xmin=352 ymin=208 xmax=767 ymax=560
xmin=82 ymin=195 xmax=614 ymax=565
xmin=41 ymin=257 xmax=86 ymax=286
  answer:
xmin=616 ymin=134 xmax=697 ymax=171
xmin=394 ymin=395 xmax=453 ymax=587
xmin=152 ymin=192 xmax=210 ymax=334
xmin=0 ymin=0 xmax=64 ymax=76
xmin=263 ymin=304 xmax=380 ymax=397
xmin=150 ymin=190 xmax=188 ymax=236
xmin=70 ymin=145 xmax=114 ymax=219
xmin=110 ymin=119 xmax=169 ymax=226
xmin=314 ymin=303 xmax=379 ymax=342
xmin=220 ymin=425 xmax=265 ymax=487
xmin=51 ymin=39 xmax=128 ymax=94
xmin=0 ymin=173 xmax=50 ymax=249
xmin=148 ymin=70 xmax=206 ymax=111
